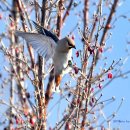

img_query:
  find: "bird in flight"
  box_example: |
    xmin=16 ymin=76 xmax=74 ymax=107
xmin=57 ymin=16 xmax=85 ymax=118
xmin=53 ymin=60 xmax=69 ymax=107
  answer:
xmin=15 ymin=21 xmax=76 ymax=92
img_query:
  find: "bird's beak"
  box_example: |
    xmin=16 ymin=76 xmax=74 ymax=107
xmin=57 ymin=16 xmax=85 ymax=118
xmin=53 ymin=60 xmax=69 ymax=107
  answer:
xmin=73 ymin=45 xmax=76 ymax=49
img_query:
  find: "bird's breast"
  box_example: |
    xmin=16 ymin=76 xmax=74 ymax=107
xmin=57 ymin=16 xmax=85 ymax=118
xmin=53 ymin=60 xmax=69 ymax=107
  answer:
xmin=53 ymin=50 xmax=72 ymax=76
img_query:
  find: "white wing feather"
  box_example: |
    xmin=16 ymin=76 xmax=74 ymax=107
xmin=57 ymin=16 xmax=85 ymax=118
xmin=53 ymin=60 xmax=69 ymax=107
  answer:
xmin=15 ymin=31 xmax=57 ymax=60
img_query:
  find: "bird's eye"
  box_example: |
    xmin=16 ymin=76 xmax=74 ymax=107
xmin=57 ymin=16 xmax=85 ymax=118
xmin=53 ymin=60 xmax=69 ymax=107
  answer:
xmin=68 ymin=47 xmax=72 ymax=49
xmin=67 ymin=41 xmax=73 ymax=49
xmin=67 ymin=41 xmax=71 ymax=46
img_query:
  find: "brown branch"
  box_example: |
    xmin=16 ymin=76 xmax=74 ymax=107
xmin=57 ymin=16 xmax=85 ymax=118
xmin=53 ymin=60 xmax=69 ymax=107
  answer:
xmin=45 ymin=68 xmax=54 ymax=106
xmin=95 ymin=0 xmax=119 ymax=64
xmin=34 ymin=0 xmax=48 ymax=130
xmin=100 ymin=0 xmax=119 ymax=46
xmin=17 ymin=0 xmax=35 ymax=68
xmin=89 ymin=0 xmax=103 ymax=42
xmin=82 ymin=0 xmax=89 ymax=74
xmin=34 ymin=0 xmax=40 ymax=22
xmin=62 ymin=0 xmax=73 ymax=23
xmin=9 ymin=0 xmax=17 ymax=124
xmin=57 ymin=0 xmax=64 ymax=37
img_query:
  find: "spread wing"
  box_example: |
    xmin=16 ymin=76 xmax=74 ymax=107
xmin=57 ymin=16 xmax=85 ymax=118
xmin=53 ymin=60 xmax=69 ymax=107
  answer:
xmin=15 ymin=31 xmax=57 ymax=60
xmin=32 ymin=21 xmax=59 ymax=43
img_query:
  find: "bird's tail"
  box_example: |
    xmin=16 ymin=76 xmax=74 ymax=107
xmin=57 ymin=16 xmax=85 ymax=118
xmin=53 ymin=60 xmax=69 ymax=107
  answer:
xmin=55 ymin=75 xmax=62 ymax=87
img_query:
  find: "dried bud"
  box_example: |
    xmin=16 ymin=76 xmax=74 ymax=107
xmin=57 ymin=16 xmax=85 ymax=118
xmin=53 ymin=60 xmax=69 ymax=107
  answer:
xmin=89 ymin=101 xmax=93 ymax=107
xmin=73 ymin=66 xmax=79 ymax=74
xmin=88 ymin=46 xmax=94 ymax=54
xmin=92 ymin=97 xmax=95 ymax=103
xmin=98 ymin=83 xmax=102 ymax=89
xmin=68 ymin=93 xmax=71 ymax=97
xmin=76 ymin=51 xmax=79 ymax=57
xmin=95 ymin=17 xmax=98 ymax=21
xmin=0 ymin=13 xmax=3 ymax=20
xmin=71 ymin=35 xmax=75 ymax=40
xmin=26 ymin=92 xmax=30 ymax=98
xmin=15 ymin=47 xmax=20 ymax=54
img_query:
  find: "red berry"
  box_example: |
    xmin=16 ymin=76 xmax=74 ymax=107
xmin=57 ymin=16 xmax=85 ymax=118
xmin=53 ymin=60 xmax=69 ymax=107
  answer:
xmin=30 ymin=116 xmax=37 ymax=126
xmin=84 ymin=87 xmax=88 ymax=92
xmin=76 ymin=51 xmax=79 ymax=57
xmin=73 ymin=66 xmax=79 ymax=74
xmin=66 ymin=11 xmax=69 ymax=15
xmin=108 ymin=72 xmax=113 ymax=79
xmin=66 ymin=122 xmax=72 ymax=130
xmin=98 ymin=47 xmax=103 ymax=53
xmin=10 ymin=22 xmax=14 ymax=27
xmin=77 ymin=98 xmax=80 ymax=104
xmin=15 ymin=47 xmax=19 ymax=54
xmin=91 ymin=88 xmax=94 ymax=92
xmin=30 ymin=119 xmax=35 ymax=126
xmin=16 ymin=118 xmax=20 ymax=124
xmin=106 ymin=24 xmax=111 ymax=29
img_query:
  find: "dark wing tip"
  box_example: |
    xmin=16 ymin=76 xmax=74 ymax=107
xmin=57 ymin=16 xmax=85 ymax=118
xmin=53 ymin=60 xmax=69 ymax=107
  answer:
xmin=32 ymin=21 xmax=45 ymax=35
xmin=32 ymin=21 xmax=59 ymax=43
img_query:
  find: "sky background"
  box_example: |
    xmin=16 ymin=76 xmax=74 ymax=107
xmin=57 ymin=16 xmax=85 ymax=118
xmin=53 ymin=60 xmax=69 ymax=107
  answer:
xmin=0 ymin=0 xmax=130 ymax=130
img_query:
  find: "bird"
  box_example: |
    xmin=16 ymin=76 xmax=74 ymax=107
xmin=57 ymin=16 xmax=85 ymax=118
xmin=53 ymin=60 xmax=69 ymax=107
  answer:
xmin=15 ymin=21 xmax=76 ymax=92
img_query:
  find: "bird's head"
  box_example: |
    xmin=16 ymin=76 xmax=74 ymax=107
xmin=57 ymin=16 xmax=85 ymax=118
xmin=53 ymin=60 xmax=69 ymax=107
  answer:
xmin=57 ymin=37 xmax=76 ymax=52
xmin=65 ymin=36 xmax=76 ymax=50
